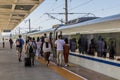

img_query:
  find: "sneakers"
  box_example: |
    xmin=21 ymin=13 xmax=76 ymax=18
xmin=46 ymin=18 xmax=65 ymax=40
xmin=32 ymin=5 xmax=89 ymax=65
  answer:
xmin=46 ymin=61 xmax=49 ymax=66
xmin=57 ymin=64 xmax=63 ymax=67
xmin=47 ymin=63 xmax=49 ymax=66
xmin=57 ymin=64 xmax=59 ymax=66
xmin=65 ymin=64 xmax=69 ymax=67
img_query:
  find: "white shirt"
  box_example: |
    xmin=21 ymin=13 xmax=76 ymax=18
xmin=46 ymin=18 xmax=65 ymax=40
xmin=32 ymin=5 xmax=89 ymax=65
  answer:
xmin=36 ymin=41 xmax=41 ymax=49
xmin=55 ymin=39 xmax=65 ymax=50
xmin=43 ymin=42 xmax=52 ymax=52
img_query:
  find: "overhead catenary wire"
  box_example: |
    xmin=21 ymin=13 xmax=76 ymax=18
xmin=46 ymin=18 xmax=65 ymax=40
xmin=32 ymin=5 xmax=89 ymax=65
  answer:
xmin=68 ymin=0 xmax=120 ymax=15
xmin=39 ymin=0 xmax=63 ymax=15
xmin=48 ymin=3 xmax=64 ymax=12
xmin=45 ymin=13 xmax=65 ymax=23
xmin=18 ymin=1 xmax=65 ymax=31
xmin=13 ymin=0 xmax=58 ymax=32
xmin=13 ymin=0 xmax=120 ymax=34
xmin=68 ymin=0 xmax=94 ymax=11
xmin=36 ymin=18 xmax=52 ymax=24
xmin=30 ymin=1 xmax=57 ymax=24
xmin=36 ymin=0 xmax=95 ymax=26
xmin=40 ymin=1 xmax=120 ymax=27
xmin=90 ymin=4 xmax=120 ymax=13
xmin=27 ymin=1 xmax=64 ymax=28
xmin=17 ymin=0 xmax=94 ymax=30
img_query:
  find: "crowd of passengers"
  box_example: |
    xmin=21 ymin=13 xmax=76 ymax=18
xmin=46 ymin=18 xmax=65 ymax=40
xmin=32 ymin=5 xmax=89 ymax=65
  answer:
xmin=70 ymin=35 xmax=116 ymax=59
xmin=22 ymin=34 xmax=69 ymax=67
xmin=16 ymin=34 xmax=116 ymax=67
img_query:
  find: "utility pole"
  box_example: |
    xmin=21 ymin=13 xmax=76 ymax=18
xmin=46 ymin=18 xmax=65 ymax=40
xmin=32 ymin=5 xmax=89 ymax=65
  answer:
xmin=65 ymin=0 xmax=68 ymax=24
xmin=45 ymin=0 xmax=68 ymax=24
xmin=25 ymin=19 xmax=31 ymax=32
xmin=28 ymin=19 xmax=31 ymax=32
xmin=39 ymin=26 xmax=42 ymax=31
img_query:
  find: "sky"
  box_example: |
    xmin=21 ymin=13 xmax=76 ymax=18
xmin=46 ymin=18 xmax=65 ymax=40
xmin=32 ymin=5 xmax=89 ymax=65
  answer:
xmin=11 ymin=0 xmax=120 ymax=35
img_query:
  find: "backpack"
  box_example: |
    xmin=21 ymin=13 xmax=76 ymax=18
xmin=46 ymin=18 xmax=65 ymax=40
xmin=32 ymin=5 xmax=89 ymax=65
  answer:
xmin=9 ymin=39 xmax=13 ymax=44
xmin=16 ymin=39 xmax=22 ymax=47
xmin=29 ymin=44 xmax=33 ymax=53
xmin=33 ymin=41 xmax=37 ymax=49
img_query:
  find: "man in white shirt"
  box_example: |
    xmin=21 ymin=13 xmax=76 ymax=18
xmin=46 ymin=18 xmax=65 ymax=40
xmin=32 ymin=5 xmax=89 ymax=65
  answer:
xmin=55 ymin=35 xmax=65 ymax=66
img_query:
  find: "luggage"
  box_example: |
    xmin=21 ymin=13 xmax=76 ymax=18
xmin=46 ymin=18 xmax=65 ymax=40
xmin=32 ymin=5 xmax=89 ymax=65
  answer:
xmin=24 ymin=57 xmax=31 ymax=67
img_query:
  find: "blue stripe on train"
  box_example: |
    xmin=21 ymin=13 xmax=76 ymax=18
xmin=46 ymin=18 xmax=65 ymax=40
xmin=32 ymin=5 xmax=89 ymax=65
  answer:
xmin=69 ymin=53 xmax=120 ymax=67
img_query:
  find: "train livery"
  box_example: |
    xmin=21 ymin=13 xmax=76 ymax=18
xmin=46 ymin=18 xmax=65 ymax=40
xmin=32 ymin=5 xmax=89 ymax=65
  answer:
xmin=27 ymin=14 xmax=120 ymax=79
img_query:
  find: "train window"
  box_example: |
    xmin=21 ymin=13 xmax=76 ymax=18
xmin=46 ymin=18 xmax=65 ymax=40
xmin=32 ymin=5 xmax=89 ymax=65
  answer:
xmin=55 ymin=32 xmax=58 ymax=40
xmin=49 ymin=32 xmax=53 ymax=40
xmin=60 ymin=31 xmax=62 ymax=35
xmin=69 ymin=33 xmax=120 ymax=61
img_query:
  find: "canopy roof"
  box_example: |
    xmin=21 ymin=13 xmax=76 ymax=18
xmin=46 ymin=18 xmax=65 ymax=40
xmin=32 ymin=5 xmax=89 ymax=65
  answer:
xmin=0 ymin=0 xmax=44 ymax=32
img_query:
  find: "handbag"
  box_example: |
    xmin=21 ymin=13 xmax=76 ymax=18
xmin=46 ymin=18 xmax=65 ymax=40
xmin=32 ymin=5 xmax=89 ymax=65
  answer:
xmin=49 ymin=53 xmax=53 ymax=60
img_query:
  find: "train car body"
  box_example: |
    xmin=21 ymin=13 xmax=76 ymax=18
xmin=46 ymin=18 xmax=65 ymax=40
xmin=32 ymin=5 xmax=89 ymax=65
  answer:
xmin=56 ymin=14 xmax=120 ymax=79
xmin=27 ymin=14 xmax=120 ymax=79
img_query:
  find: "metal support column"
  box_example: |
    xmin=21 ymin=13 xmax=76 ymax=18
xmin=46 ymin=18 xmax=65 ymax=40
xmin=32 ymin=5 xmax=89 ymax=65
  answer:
xmin=65 ymin=0 xmax=68 ymax=24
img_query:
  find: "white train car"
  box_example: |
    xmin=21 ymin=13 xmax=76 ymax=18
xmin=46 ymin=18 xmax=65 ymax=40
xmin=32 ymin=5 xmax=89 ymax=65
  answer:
xmin=57 ymin=14 xmax=120 ymax=34
xmin=28 ymin=14 xmax=120 ymax=79
xmin=57 ymin=14 xmax=120 ymax=79
xmin=27 ymin=28 xmax=54 ymax=37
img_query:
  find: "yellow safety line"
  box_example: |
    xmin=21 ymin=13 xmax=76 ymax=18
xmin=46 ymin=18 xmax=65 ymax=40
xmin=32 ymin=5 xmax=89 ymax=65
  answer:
xmin=36 ymin=57 xmax=84 ymax=80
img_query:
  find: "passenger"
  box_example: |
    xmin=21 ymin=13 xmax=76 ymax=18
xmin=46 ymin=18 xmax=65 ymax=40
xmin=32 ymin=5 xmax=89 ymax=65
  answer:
xmin=49 ymin=38 xmax=54 ymax=57
xmin=27 ymin=37 xmax=36 ymax=66
xmin=78 ymin=35 xmax=88 ymax=54
xmin=55 ymin=35 xmax=65 ymax=66
xmin=44 ymin=33 xmax=47 ymax=38
xmin=43 ymin=38 xmax=52 ymax=66
xmin=32 ymin=37 xmax=37 ymax=50
xmin=96 ymin=37 xmax=105 ymax=57
xmin=88 ymin=39 xmax=96 ymax=56
xmin=9 ymin=38 xmax=13 ymax=49
xmin=16 ymin=35 xmax=24 ymax=62
xmin=102 ymin=39 xmax=107 ymax=58
xmin=2 ymin=37 xmax=5 ymax=48
xmin=109 ymin=41 xmax=116 ymax=59
xmin=24 ymin=37 xmax=29 ymax=58
xmin=36 ymin=37 xmax=41 ymax=58
xmin=40 ymin=36 xmax=45 ymax=57
xmin=70 ymin=38 xmax=77 ymax=52
xmin=63 ymin=38 xmax=70 ymax=67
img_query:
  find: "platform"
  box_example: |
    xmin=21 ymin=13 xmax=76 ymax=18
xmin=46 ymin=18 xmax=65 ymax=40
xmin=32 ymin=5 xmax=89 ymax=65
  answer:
xmin=0 ymin=45 xmax=66 ymax=80
xmin=0 ymin=42 xmax=117 ymax=80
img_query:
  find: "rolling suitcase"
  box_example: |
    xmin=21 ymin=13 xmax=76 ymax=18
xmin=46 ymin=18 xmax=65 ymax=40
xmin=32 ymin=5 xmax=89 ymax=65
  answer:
xmin=24 ymin=57 xmax=31 ymax=67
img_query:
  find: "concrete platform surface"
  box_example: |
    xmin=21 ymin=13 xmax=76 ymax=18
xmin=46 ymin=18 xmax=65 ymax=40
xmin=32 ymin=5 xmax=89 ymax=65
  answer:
xmin=0 ymin=47 xmax=66 ymax=80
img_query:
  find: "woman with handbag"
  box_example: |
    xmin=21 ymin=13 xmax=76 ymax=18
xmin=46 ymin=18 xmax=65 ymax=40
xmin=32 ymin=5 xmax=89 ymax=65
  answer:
xmin=43 ymin=38 xmax=52 ymax=66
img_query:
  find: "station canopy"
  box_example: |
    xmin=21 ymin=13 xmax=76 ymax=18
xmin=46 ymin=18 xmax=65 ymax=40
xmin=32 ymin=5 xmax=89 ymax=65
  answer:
xmin=0 ymin=0 xmax=44 ymax=32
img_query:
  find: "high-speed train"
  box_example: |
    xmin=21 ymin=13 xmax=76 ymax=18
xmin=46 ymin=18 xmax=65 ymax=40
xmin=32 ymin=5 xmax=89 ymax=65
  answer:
xmin=27 ymin=14 xmax=120 ymax=79
xmin=29 ymin=14 xmax=120 ymax=55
